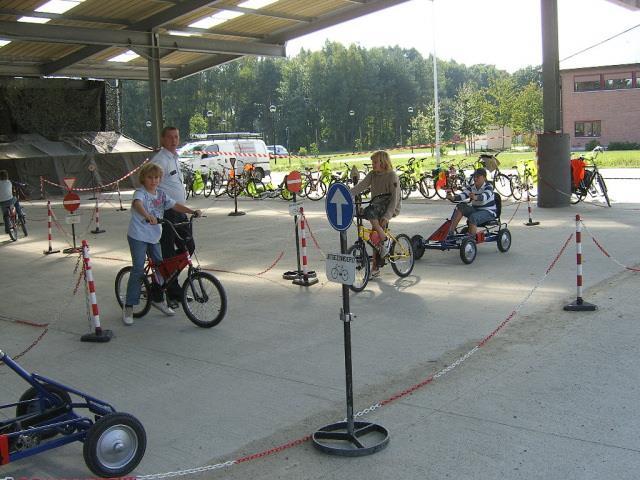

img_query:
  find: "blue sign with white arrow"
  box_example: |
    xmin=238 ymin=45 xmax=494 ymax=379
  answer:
xmin=325 ymin=183 xmax=354 ymax=231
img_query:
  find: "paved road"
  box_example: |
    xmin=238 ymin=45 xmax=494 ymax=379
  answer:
xmin=0 ymin=175 xmax=638 ymax=479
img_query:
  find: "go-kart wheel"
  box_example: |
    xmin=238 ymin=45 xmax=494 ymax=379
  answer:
xmin=348 ymin=242 xmax=370 ymax=292
xmin=16 ymin=384 xmax=73 ymax=439
xmin=83 ymin=412 xmax=146 ymax=478
xmin=497 ymin=228 xmax=512 ymax=253
xmin=411 ymin=234 xmax=425 ymax=260
xmin=459 ymin=238 xmax=477 ymax=264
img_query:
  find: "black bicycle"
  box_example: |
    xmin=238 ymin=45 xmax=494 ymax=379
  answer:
xmin=570 ymin=148 xmax=610 ymax=207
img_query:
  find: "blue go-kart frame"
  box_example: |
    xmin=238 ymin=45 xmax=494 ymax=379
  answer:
xmin=411 ymin=194 xmax=512 ymax=264
xmin=0 ymin=349 xmax=146 ymax=478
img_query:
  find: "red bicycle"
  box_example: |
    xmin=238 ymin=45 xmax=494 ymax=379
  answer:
xmin=114 ymin=216 xmax=227 ymax=328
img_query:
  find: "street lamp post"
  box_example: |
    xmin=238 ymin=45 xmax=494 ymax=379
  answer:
xmin=269 ymin=104 xmax=277 ymax=164
xmin=206 ymin=110 xmax=213 ymax=136
xmin=407 ymin=106 xmax=415 ymax=153
xmin=348 ymin=110 xmax=356 ymax=152
xmin=285 ymin=126 xmax=291 ymax=165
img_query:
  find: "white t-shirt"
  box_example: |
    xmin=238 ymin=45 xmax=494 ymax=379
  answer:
xmin=153 ymin=148 xmax=186 ymax=204
xmin=127 ymin=188 xmax=176 ymax=243
xmin=0 ymin=179 xmax=13 ymax=203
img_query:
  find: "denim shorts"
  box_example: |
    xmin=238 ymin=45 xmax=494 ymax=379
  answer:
xmin=456 ymin=203 xmax=495 ymax=226
xmin=363 ymin=194 xmax=391 ymax=220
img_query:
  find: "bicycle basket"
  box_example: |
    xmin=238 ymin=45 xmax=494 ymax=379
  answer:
xmin=570 ymin=158 xmax=586 ymax=188
xmin=158 ymin=251 xmax=190 ymax=278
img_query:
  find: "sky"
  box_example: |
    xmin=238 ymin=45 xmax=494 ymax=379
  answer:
xmin=286 ymin=0 xmax=640 ymax=73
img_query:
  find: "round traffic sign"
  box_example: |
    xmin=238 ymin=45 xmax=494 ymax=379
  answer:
xmin=63 ymin=191 xmax=80 ymax=213
xmin=286 ymin=170 xmax=302 ymax=193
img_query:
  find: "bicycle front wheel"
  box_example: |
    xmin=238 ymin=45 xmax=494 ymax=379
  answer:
xmin=418 ymin=175 xmax=436 ymax=199
xmin=570 ymin=188 xmax=585 ymax=205
xmin=114 ymin=266 xmax=151 ymax=318
xmin=305 ymin=180 xmax=327 ymax=201
xmin=595 ymin=173 xmax=611 ymax=207
xmin=182 ymin=271 xmax=227 ymax=328
xmin=8 ymin=221 xmax=17 ymax=241
xmin=390 ymin=234 xmax=415 ymax=277
xmin=493 ymin=173 xmax=513 ymax=198
xmin=347 ymin=242 xmax=370 ymax=292
xmin=399 ymin=175 xmax=413 ymax=200
xmin=510 ymin=175 xmax=523 ymax=201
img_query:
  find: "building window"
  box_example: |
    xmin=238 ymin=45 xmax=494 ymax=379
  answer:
xmin=575 ymin=121 xmax=601 ymax=138
xmin=604 ymin=73 xmax=632 ymax=90
xmin=574 ymin=75 xmax=601 ymax=92
xmin=636 ymin=72 xmax=640 ymax=88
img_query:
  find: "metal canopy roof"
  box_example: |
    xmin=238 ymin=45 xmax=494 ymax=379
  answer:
xmin=0 ymin=0 xmax=412 ymax=81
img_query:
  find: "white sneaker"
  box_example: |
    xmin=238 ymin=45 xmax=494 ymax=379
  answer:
xmin=122 ymin=305 xmax=134 ymax=326
xmin=151 ymin=301 xmax=176 ymax=316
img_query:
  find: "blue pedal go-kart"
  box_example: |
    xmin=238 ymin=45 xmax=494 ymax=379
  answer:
xmin=0 ymin=349 xmax=146 ymax=477
xmin=411 ymin=194 xmax=511 ymax=264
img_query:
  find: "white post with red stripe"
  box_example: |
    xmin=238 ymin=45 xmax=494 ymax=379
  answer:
xmin=91 ymin=194 xmax=105 ymax=234
xmin=564 ymin=214 xmax=597 ymax=311
xmin=80 ymin=240 xmax=112 ymax=342
xmin=43 ymin=200 xmax=60 ymax=255
xmin=524 ymin=190 xmax=540 ymax=226
xmin=292 ymin=207 xmax=318 ymax=286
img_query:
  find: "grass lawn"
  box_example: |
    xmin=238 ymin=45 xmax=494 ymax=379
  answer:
xmin=271 ymin=148 xmax=640 ymax=173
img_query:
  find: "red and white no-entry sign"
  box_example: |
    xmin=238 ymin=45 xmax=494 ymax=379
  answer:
xmin=286 ymin=170 xmax=302 ymax=193
xmin=63 ymin=191 xmax=81 ymax=212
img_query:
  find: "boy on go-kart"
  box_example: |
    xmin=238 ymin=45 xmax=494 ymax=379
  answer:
xmin=445 ymin=167 xmax=496 ymax=238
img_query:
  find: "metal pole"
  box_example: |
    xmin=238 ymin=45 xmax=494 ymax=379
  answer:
xmin=340 ymin=230 xmax=354 ymax=434
xmin=431 ymin=0 xmax=442 ymax=168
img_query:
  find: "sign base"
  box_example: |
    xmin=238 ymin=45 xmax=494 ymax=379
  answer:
xmin=91 ymin=227 xmax=106 ymax=234
xmin=283 ymin=269 xmax=317 ymax=280
xmin=525 ymin=220 xmax=540 ymax=226
xmin=62 ymin=246 xmax=82 ymax=255
xmin=43 ymin=248 xmax=60 ymax=255
xmin=564 ymin=297 xmax=597 ymax=311
xmin=312 ymin=421 xmax=389 ymax=457
xmin=80 ymin=329 xmax=113 ymax=343
xmin=228 ymin=211 xmax=246 ymax=217
xmin=292 ymin=274 xmax=319 ymax=286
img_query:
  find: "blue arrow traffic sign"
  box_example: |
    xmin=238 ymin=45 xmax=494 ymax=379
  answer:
xmin=325 ymin=183 xmax=354 ymax=231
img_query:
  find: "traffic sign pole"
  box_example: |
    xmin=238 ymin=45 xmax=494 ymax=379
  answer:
xmin=313 ymin=185 xmax=389 ymax=456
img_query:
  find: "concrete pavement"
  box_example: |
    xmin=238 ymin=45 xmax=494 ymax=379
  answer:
xmin=0 ymin=177 xmax=639 ymax=479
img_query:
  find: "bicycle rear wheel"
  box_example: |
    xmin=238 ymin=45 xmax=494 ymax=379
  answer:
xmin=570 ymin=189 xmax=585 ymax=204
xmin=347 ymin=242 xmax=370 ymax=292
xmin=18 ymin=217 xmax=27 ymax=237
xmin=390 ymin=234 xmax=414 ymax=277
xmin=305 ymin=180 xmax=327 ymax=201
xmin=182 ymin=271 xmax=227 ymax=328
xmin=203 ymin=174 xmax=213 ymax=198
xmin=399 ymin=175 xmax=413 ymax=200
xmin=114 ymin=266 xmax=151 ymax=318
xmin=418 ymin=175 xmax=436 ymax=199
xmin=510 ymin=175 xmax=523 ymax=201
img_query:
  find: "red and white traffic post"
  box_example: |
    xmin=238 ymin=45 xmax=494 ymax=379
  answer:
xmin=282 ymin=171 xmax=317 ymax=285
xmin=564 ymin=214 xmax=597 ymax=311
xmin=91 ymin=194 xmax=106 ymax=234
xmin=80 ymin=240 xmax=112 ymax=343
xmin=42 ymin=200 xmax=60 ymax=255
xmin=293 ymin=205 xmax=318 ymax=286
xmin=62 ymin=177 xmax=82 ymax=254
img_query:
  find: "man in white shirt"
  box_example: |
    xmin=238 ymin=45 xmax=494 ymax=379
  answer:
xmin=153 ymin=127 xmax=195 ymax=307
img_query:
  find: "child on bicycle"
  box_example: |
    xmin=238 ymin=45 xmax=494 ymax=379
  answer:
xmin=123 ymin=162 xmax=201 ymax=326
xmin=350 ymin=150 xmax=401 ymax=276
xmin=0 ymin=170 xmax=25 ymax=235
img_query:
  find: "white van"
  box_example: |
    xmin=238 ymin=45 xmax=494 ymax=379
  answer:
xmin=196 ymin=139 xmax=271 ymax=180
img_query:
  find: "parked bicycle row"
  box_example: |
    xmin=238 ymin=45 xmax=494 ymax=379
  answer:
xmin=180 ymin=153 xmax=542 ymax=203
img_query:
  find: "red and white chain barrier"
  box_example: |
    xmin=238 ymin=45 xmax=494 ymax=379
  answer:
xmin=41 ymin=159 xmax=148 ymax=193
xmin=564 ymin=215 xmax=597 ymax=311
xmin=581 ymin=222 xmax=640 ymax=273
xmin=137 ymin=231 xmax=575 ymax=480
xmin=42 ymin=200 xmax=60 ymax=255
xmin=80 ymin=240 xmax=112 ymax=343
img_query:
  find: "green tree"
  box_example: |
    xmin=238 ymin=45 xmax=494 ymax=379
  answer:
xmin=452 ymin=83 xmax=486 ymax=154
xmin=189 ymin=112 xmax=207 ymax=136
xmin=484 ymin=77 xmax=517 ymax=150
xmin=512 ymin=82 xmax=543 ymax=147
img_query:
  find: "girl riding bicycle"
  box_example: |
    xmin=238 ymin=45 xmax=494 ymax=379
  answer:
xmin=0 ymin=170 xmax=25 ymax=235
xmin=123 ymin=162 xmax=201 ymax=326
xmin=350 ymin=150 xmax=401 ymax=276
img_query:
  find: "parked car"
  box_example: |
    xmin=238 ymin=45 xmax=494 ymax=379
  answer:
xmin=267 ymin=145 xmax=289 ymax=156
xmin=198 ymin=138 xmax=271 ymax=180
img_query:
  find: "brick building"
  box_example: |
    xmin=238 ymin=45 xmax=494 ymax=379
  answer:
xmin=560 ymin=63 xmax=640 ymax=150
